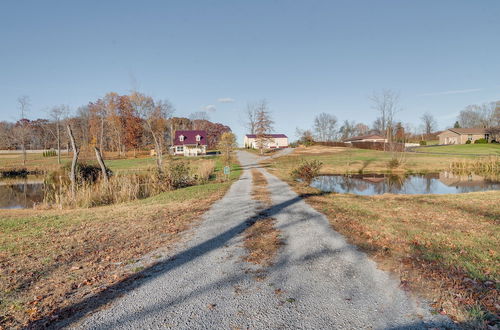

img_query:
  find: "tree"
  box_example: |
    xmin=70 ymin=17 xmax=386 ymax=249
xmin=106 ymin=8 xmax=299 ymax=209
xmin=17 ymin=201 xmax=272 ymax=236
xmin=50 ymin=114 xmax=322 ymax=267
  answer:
xmin=453 ymin=121 xmax=461 ymax=128
xmin=457 ymin=102 xmax=497 ymax=128
xmin=217 ymin=132 xmax=237 ymax=165
xmin=67 ymin=124 xmax=80 ymax=199
xmin=313 ymin=113 xmax=338 ymax=141
xmin=253 ymin=100 xmax=274 ymax=155
xmin=130 ymin=92 xmax=174 ymax=174
xmin=16 ymin=96 xmax=30 ymax=165
xmin=49 ymin=105 xmax=69 ymax=164
xmin=104 ymin=92 xmax=125 ymax=156
xmin=190 ymin=111 xmax=210 ymax=129
xmin=370 ymin=90 xmax=401 ymax=141
xmin=394 ymin=122 xmax=405 ymax=142
xmin=420 ymin=112 xmax=437 ymax=135
xmin=354 ymin=123 xmax=369 ymax=136
xmin=296 ymin=128 xmax=315 ymax=145
xmin=339 ymin=120 xmax=356 ymax=140
xmin=244 ymin=103 xmax=258 ymax=134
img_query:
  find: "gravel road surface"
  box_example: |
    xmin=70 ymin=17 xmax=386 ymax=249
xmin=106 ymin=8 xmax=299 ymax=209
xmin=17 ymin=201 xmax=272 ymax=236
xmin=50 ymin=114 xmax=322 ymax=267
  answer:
xmin=71 ymin=150 xmax=453 ymax=329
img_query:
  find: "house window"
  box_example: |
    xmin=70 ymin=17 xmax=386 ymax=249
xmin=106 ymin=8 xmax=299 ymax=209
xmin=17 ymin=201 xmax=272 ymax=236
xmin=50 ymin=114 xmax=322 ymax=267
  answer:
xmin=485 ymin=133 xmax=490 ymax=140
xmin=179 ymin=135 xmax=184 ymax=142
xmin=176 ymin=146 xmax=184 ymax=152
xmin=196 ymin=135 xmax=201 ymax=142
xmin=468 ymin=134 xmax=473 ymax=141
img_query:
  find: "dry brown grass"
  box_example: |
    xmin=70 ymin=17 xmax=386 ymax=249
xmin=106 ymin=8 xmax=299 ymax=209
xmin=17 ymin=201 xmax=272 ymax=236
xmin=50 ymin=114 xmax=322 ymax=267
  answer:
xmin=284 ymin=181 xmax=499 ymax=326
xmin=0 ymin=182 xmax=231 ymax=328
xmin=242 ymin=170 xmax=282 ymax=267
xmin=243 ymin=217 xmax=281 ymax=267
xmin=292 ymin=145 xmax=347 ymax=155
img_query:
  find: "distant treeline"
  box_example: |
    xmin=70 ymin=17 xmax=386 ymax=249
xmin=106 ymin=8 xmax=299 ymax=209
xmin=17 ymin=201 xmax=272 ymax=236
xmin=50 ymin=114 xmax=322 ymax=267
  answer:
xmin=0 ymin=92 xmax=231 ymax=153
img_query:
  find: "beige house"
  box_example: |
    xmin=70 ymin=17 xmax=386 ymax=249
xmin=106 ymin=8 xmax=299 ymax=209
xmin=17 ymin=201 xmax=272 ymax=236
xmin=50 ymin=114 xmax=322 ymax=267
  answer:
xmin=244 ymin=134 xmax=289 ymax=149
xmin=437 ymin=128 xmax=489 ymax=145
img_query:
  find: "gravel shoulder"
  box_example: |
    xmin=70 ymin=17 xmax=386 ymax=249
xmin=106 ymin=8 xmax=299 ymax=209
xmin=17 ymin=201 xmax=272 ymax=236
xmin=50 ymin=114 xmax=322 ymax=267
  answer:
xmin=70 ymin=150 xmax=453 ymax=329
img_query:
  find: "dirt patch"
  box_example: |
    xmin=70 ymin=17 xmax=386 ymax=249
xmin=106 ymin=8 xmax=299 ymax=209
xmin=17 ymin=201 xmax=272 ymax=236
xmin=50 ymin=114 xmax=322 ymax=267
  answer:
xmin=0 ymin=184 xmax=230 ymax=329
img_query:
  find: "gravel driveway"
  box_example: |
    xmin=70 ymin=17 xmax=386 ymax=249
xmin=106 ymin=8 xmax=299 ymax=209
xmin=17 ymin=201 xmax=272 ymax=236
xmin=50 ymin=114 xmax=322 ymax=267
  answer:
xmin=70 ymin=150 xmax=453 ymax=329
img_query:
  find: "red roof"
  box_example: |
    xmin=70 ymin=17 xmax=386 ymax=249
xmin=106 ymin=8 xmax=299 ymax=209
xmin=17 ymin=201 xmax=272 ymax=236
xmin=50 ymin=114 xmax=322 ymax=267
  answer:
xmin=245 ymin=134 xmax=288 ymax=138
xmin=173 ymin=130 xmax=207 ymax=146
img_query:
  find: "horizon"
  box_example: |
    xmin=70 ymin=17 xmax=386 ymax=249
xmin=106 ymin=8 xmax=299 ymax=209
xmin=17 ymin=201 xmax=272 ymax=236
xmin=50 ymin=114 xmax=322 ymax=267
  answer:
xmin=1 ymin=0 xmax=500 ymax=142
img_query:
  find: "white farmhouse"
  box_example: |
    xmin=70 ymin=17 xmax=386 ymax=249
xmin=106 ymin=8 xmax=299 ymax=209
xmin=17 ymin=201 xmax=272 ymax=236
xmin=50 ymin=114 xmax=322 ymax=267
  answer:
xmin=244 ymin=134 xmax=289 ymax=149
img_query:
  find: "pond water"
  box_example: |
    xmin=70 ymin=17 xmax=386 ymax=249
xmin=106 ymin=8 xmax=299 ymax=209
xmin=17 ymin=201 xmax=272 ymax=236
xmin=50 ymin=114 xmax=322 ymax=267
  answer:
xmin=0 ymin=176 xmax=45 ymax=209
xmin=310 ymin=172 xmax=500 ymax=195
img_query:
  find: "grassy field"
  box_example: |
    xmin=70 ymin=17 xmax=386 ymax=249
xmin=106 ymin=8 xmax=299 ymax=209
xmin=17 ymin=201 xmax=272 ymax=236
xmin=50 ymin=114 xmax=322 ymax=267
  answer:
xmin=414 ymin=143 xmax=500 ymax=155
xmin=0 ymin=151 xmax=206 ymax=174
xmin=266 ymin=146 xmax=500 ymax=325
xmin=263 ymin=145 xmax=482 ymax=174
xmin=0 ymin=159 xmax=241 ymax=328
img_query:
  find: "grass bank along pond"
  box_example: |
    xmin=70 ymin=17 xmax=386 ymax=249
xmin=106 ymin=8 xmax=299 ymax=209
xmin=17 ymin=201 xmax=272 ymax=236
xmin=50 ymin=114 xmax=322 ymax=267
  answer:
xmin=265 ymin=146 xmax=499 ymax=327
xmin=0 ymin=155 xmax=241 ymax=328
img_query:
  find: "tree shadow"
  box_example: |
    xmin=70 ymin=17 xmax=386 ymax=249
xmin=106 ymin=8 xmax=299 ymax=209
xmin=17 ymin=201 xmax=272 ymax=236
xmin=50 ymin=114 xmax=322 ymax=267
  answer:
xmin=31 ymin=192 xmax=314 ymax=329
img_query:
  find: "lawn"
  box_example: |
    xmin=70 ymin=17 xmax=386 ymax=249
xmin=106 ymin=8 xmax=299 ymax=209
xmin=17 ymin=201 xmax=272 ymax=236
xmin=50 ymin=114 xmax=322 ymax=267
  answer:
xmin=263 ymin=145 xmax=480 ymax=174
xmin=0 ymin=159 xmax=241 ymax=328
xmin=0 ymin=151 xmax=219 ymax=174
xmin=266 ymin=146 xmax=500 ymax=325
xmin=414 ymin=143 xmax=500 ymax=155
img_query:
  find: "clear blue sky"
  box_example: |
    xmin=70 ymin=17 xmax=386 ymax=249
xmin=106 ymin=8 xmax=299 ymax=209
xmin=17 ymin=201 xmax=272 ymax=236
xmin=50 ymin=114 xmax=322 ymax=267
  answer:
xmin=1 ymin=0 xmax=499 ymax=142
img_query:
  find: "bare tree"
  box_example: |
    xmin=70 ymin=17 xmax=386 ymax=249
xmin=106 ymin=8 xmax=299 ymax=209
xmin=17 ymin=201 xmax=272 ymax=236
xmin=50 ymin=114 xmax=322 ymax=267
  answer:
xmin=313 ymin=113 xmax=338 ymax=141
xmin=420 ymin=112 xmax=437 ymax=135
xmin=244 ymin=103 xmax=258 ymax=134
xmin=94 ymin=147 xmax=109 ymax=183
xmin=49 ymin=105 xmax=69 ymax=164
xmin=339 ymin=120 xmax=356 ymax=140
xmin=67 ymin=124 xmax=79 ymax=199
xmin=254 ymin=100 xmax=274 ymax=155
xmin=130 ymin=92 xmax=174 ymax=174
xmin=190 ymin=111 xmax=210 ymax=129
xmin=354 ymin=123 xmax=369 ymax=136
xmin=457 ymin=102 xmax=497 ymax=128
xmin=370 ymin=90 xmax=401 ymax=142
xmin=17 ymin=96 xmax=30 ymax=165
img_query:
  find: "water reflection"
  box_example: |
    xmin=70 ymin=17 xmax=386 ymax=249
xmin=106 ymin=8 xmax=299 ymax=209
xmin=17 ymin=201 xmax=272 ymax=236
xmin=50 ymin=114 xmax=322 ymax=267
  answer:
xmin=0 ymin=177 xmax=44 ymax=209
xmin=310 ymin=172 xmax=500 ymax=195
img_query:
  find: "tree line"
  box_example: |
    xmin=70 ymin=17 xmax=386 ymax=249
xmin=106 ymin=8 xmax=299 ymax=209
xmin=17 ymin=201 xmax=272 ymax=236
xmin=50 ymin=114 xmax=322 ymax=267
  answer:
xmin=0 ymin=92 xmax=231 ymax=163
xmin=294 ymin=90 xmax=500 ymax=144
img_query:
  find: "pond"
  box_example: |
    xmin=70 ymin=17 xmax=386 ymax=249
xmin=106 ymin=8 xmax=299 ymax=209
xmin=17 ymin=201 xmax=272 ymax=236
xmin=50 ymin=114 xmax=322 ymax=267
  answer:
xmin=310 ymin=172 xmax=500 ymax=195
xmin=0 ymin=176 xmax=45 ymax=209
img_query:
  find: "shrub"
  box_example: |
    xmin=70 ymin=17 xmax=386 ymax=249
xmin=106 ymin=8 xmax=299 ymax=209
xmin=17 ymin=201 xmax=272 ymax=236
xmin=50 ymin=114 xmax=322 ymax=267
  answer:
xmin=474 ymin=138 xmax=488 ymax=144
xmin=387 ymin=157 xmax=402 ymax=169
xmin=419 ymin=141 xmax=427 ymax=146
xmin=165 ymin=161 xmax=191 ymax=189
xmin=61 ymin=162 xmax=113 ymax=184
xmin=291 ymin=159 xmax=323 ymax=183
xmin=465 ymin=140 xmax=471 ymax=144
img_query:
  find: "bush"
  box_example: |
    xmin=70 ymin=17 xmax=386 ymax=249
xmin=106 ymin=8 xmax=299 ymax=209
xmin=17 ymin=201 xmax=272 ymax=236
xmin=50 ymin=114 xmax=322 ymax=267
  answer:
xmin=291 ymin=159 xmax=323 ymax=183
xmin=474 ymin=138 xmax=488 ymax=144
xmin=61 ymin=162 xmax=113 ymax=184
xmin=465 ymin=140 xmax=471 ymax=144
xmin=165 ymin=161 xmax=191 ymax=189
xmin=387 ymin=158 xmax=401 ymax=169
xmin=419 ymin=141 xmax=427 ymax=146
